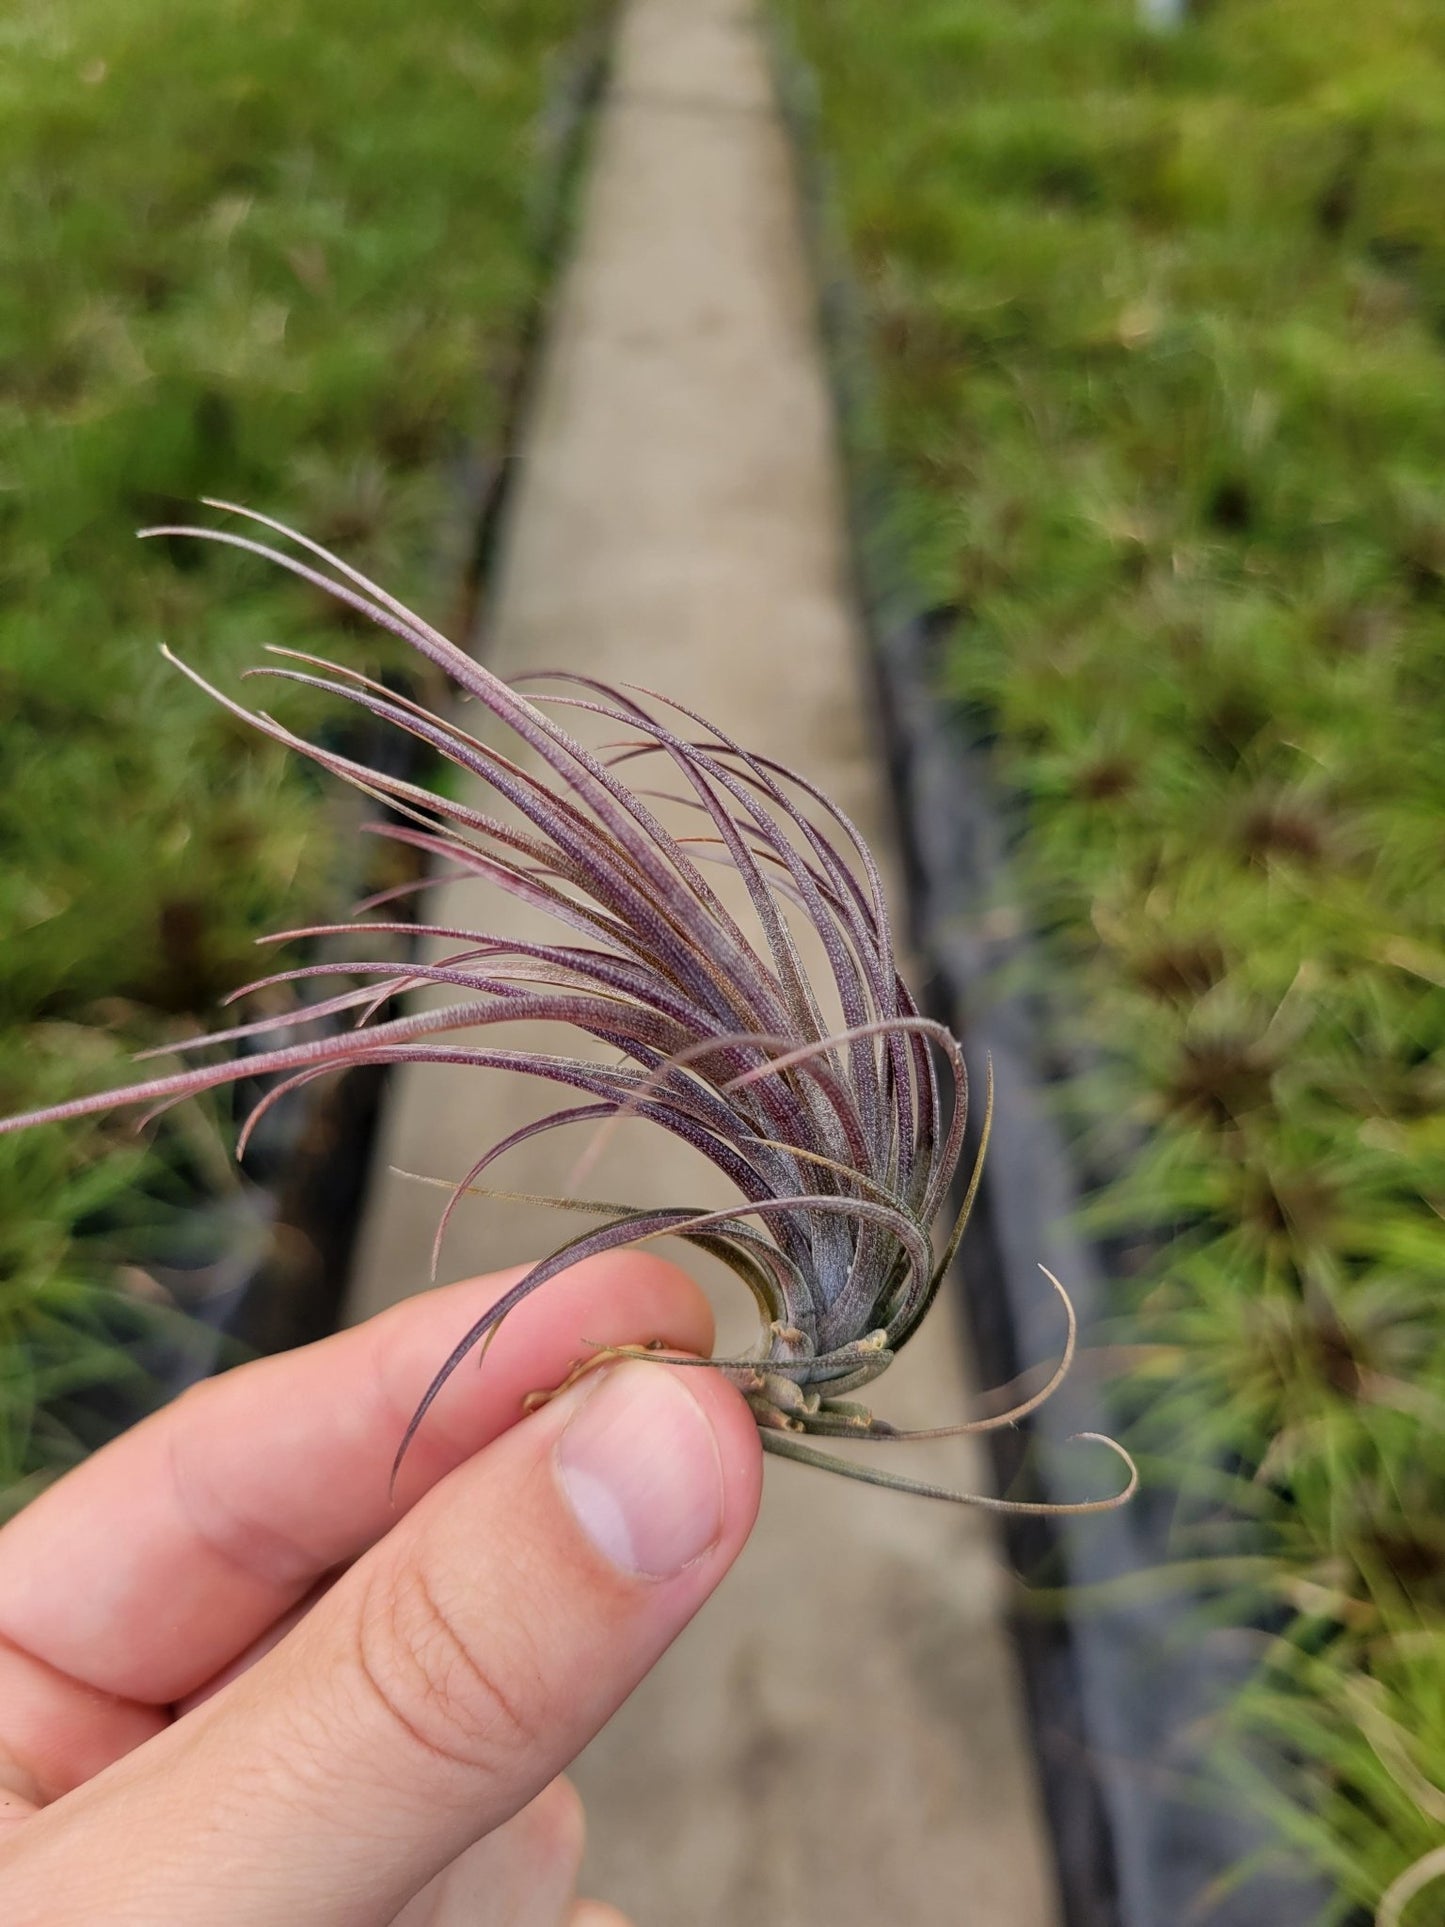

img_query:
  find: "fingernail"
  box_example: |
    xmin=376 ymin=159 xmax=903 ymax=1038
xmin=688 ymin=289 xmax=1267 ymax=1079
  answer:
xmin=555 ymin=1363 xmax=725 ymax=1578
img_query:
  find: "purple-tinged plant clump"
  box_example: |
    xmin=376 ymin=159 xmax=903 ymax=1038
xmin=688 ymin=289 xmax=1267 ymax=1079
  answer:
xmin=2 ymin=505 xmax=1133 ymax=1511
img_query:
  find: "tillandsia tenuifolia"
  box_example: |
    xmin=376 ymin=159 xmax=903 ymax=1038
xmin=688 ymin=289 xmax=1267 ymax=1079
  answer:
xmin=3 ymin=504 xmax=1135 ymax=1512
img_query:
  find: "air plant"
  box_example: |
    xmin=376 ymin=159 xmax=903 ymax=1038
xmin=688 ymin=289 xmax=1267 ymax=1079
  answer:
xmin=1 ymin=504 xmax=1134 ymax=1513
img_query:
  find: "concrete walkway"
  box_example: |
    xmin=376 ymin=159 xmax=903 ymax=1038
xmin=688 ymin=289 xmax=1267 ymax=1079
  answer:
xmin=347 ymin=1 xmax=1059 ymax=1920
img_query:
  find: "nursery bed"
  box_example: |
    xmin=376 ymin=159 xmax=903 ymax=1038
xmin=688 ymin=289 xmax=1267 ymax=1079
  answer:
xmin=1 ymin=0 xmax=610 ymax=1506
xmin=773 ymin=0 xmax=1445 ymax=1919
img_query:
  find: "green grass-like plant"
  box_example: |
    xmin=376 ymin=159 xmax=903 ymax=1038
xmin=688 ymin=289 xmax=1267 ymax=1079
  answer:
xmin=0 ymin=0 xmax=592 ymax=1490
xmin=775 ymin=0 xmax=1445 ymax=1912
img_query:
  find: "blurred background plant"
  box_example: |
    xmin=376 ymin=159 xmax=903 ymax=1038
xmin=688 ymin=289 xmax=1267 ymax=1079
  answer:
xmin=0 ymin=0 xmax=593 ymax=1500
xmin=774 ymin=0 xmax=1445 ymax=1913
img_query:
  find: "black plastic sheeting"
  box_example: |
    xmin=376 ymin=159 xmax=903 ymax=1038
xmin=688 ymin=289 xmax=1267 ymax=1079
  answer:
xmin=770 ymin=26 xmax=1329 ymax=1927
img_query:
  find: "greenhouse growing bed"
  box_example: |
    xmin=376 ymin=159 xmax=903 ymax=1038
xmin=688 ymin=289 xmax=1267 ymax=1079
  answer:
xmin=773 ymin=0 xmax=1445 ymax=1919
xmin=0 ymin=0 xmax=602 ymax=1508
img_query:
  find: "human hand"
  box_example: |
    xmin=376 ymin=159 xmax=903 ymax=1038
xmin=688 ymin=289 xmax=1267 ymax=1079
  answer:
xmin=0 ymin=1252 xmax=762 ymax=1924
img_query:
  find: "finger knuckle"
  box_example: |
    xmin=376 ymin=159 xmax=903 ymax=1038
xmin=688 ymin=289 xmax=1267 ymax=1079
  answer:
xmin=527 ymin=1775 xmax=586 ymax=1876
xmin=351 ymin=1558 xmax=536 ymax=1778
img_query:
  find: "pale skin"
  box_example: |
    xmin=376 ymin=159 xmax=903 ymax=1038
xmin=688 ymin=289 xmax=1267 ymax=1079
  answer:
xmin=0 ymin=1252 xmax=763 ymax=1924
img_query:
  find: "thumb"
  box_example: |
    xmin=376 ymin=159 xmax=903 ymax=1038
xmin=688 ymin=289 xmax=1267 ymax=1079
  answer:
xmin=2 ymin=1360 xmax=762 ymax=1927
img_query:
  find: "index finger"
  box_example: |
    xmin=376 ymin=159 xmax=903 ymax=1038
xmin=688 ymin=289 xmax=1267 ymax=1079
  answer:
xmin=0 ymin=1251 xmax=712 ymax=1707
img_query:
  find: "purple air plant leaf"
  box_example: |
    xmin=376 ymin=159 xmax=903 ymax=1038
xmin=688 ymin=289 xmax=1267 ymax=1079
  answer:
xmin=0 ymin=503 xmax=1135 ymax=1513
